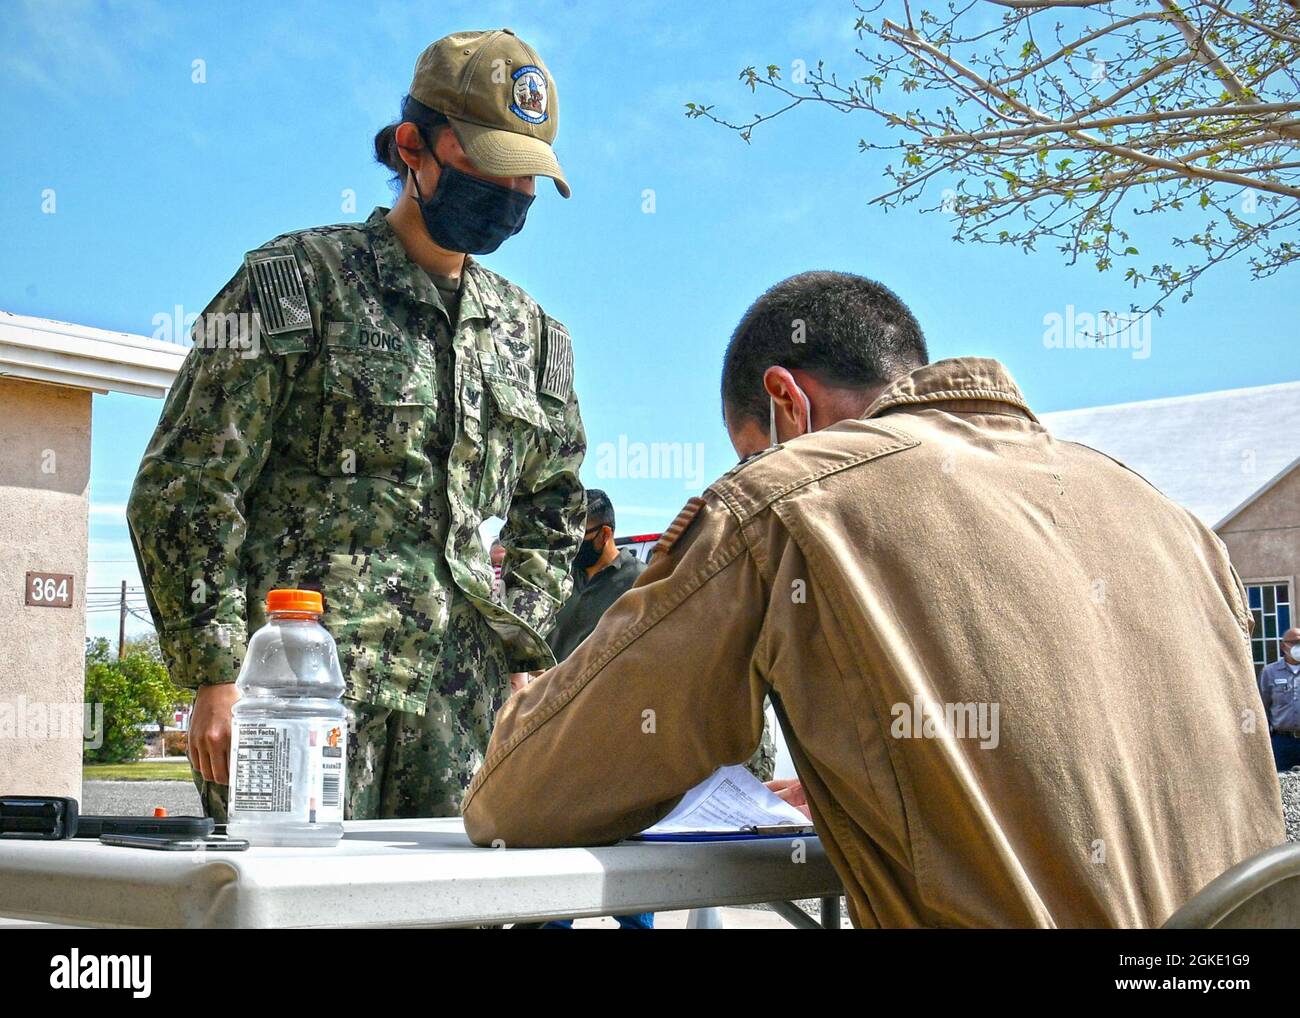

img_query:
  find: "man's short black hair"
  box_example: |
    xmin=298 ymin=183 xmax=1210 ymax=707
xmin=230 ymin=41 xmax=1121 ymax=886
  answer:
xmin=721 ymin=271 xmax=929 ymax=427
xmin=585 ymin=488 xmax=614 ymax=533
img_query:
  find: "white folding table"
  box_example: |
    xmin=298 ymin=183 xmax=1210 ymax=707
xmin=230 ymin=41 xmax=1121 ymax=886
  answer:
xmin=0 ymin=818 xmax=843 ymax=928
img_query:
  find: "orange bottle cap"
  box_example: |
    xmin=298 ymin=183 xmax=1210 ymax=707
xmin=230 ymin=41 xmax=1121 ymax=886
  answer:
xmin=266 ymin=589 xmax=324 ymax=614
xmin=153 ymin=807 xmax=168 ymax=817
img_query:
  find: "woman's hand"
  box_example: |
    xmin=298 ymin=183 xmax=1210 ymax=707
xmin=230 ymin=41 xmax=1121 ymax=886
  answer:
xmin=189 ymin=683 xmax=240 ymax=785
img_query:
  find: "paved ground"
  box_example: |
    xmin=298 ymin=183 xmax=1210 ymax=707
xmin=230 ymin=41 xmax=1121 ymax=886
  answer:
xmin=1278 ymin=770 xmax=1300 ymax=843
xmin=549 ymin=906 xmax=838 ymax=929
xmin=82 ymin=780 xmax=201 ymax=817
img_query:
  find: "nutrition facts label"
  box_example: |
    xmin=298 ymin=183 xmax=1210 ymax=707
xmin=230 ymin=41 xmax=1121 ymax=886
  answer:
xmin=231 ymin=723 xmax=294 ymax=812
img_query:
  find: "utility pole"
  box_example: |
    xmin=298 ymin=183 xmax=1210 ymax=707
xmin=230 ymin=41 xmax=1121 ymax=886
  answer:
xmin=118 ymin=579 xmax=127 ymax=660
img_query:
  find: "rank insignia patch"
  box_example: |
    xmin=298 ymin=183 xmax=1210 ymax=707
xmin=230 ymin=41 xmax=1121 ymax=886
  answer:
xmin=652 ymin=496 xmax=707 ymax=562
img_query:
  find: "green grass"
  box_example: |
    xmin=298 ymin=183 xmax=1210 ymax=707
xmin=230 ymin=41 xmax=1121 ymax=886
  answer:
xmin=83 ymin=760 xmax=194 ymax=782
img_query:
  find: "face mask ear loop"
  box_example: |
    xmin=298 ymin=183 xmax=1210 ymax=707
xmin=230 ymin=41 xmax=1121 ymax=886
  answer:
xmin=795 ymin=381 xmax=813 ymax=436
xmin=769 ymin=378 xmax=813 ymax=446
xmin=409 ymin=130 xmax=445 ymax=205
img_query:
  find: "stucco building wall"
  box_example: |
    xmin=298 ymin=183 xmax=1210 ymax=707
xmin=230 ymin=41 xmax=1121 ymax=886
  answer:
xmin=0 ymin=377 xmax=91 ymax=799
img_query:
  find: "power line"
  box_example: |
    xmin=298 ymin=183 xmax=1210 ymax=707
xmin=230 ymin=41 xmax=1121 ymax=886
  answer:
xmin=126 ymin=606 xmax=156 ymax=627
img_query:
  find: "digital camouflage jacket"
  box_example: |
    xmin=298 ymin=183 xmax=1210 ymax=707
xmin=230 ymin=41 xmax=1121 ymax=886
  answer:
xmin=127 ymin=208 xmax=586 ymax=713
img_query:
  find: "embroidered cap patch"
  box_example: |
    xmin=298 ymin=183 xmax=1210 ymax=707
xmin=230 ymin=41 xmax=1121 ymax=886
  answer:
xmin=510 ymin=65 xmax=549 ymax=125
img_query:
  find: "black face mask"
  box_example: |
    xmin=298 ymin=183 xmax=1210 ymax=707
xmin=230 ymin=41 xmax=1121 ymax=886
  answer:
xmin=411 ymin=152 xmax=534 ymax=255
xmin=574 ymin=534 xmax=605 ymax=570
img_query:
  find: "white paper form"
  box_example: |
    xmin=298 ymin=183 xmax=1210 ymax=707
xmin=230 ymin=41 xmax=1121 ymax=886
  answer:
xmin=639 ymin=765 xmax=812 ymax=836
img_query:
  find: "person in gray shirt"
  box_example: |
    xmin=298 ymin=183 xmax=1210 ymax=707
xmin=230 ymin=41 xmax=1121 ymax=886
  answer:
xmin=546 ymin=489 xmax=645 ymax=665
xmin=1259 ymin=627 xmax=1300 ymax=771
xmin=544 ymin=487 xmax=778 ymax=775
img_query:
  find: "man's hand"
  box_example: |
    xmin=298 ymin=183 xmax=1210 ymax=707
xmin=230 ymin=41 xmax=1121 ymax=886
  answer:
xmin=766 ymin=778 xmax=812 ymax=819
xmin=189 ymin=683 xmax=240 ymax=785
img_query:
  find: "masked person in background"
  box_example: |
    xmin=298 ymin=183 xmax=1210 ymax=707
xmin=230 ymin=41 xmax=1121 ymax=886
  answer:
xmin=543 ymin=489 xmax=776 ymax=780
xmin=128 ymin=29 xmax=586 ymax=821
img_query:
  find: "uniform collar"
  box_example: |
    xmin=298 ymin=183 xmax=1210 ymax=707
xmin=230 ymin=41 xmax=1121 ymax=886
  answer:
xmin=458 ymin=259 xmax=498 ymax=325
xmin=366 ymin=207 xmax=493 ymax=325
xmin=865 ymin=357 xmax=1039 ymax=423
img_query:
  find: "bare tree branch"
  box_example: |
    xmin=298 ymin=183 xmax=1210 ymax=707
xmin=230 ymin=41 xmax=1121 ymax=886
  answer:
xmin=688 ymin=0 xmax=1300 ymax=309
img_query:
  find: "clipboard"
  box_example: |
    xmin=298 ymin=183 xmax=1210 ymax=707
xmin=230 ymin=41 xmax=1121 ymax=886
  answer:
xmin=632 ymin=824 xmax=816 ymax=842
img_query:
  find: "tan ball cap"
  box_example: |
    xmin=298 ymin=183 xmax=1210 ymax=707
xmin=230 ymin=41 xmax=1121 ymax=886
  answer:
xmin=408 ymin=28 xmax=570 ymax=198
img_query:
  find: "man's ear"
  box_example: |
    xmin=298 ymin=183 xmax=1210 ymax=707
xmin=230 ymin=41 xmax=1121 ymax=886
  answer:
xmin=763 ymin=366 xmax=808 ymax=433
xmin=762 ymin=365 xmax=801 ymax=406
xmin=761 ymin=365 xmax=784 ymax=402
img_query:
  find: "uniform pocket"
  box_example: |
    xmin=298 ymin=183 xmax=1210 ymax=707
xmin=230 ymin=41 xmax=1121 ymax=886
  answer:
xmin=479 ymin=347 xmax=547 ymax=429
xmin=319 ymin=551 xmax=445 ymax=712
xmin=476 ymin=349 xmax=546 ymax=516
xmin=483 ymin=371 xmax=547 ymax=429
xmin=316 ymin=323 xmax=435 ymax=486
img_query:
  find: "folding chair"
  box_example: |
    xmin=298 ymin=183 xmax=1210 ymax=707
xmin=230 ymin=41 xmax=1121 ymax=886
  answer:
xmin=1163 ymin=843 xmax=1300 ymax=928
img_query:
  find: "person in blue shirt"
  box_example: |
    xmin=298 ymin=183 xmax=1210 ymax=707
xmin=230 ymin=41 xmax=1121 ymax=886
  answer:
xmin=1259 ymin=628 xmax=1300 ymax=772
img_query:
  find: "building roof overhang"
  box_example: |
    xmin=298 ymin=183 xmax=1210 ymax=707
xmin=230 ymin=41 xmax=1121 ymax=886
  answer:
xmin=0 ymin=310 xmax=185 ymax=399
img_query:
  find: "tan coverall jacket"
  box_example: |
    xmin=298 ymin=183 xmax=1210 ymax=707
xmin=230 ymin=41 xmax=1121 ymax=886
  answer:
xmin=463 ymin=358 xmax=1284 ymax=928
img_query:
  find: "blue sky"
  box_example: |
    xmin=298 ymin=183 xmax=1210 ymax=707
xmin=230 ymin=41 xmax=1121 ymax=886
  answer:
xmin=1 ymin=0 xmax=1295 ymax=642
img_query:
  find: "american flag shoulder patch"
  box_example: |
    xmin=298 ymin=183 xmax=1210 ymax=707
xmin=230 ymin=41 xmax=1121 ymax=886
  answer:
xmin=538 ymin=316 xmax=574 ymax=402
xmin=245 ymin=247 xmax=312 ymax=336
xmin=651 ymin=496 xmax=708 ymax=562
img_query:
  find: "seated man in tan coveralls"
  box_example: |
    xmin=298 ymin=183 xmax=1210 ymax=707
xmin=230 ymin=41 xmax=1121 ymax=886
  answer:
xmin=463 ymin=270 xmax=1284 ymax=928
